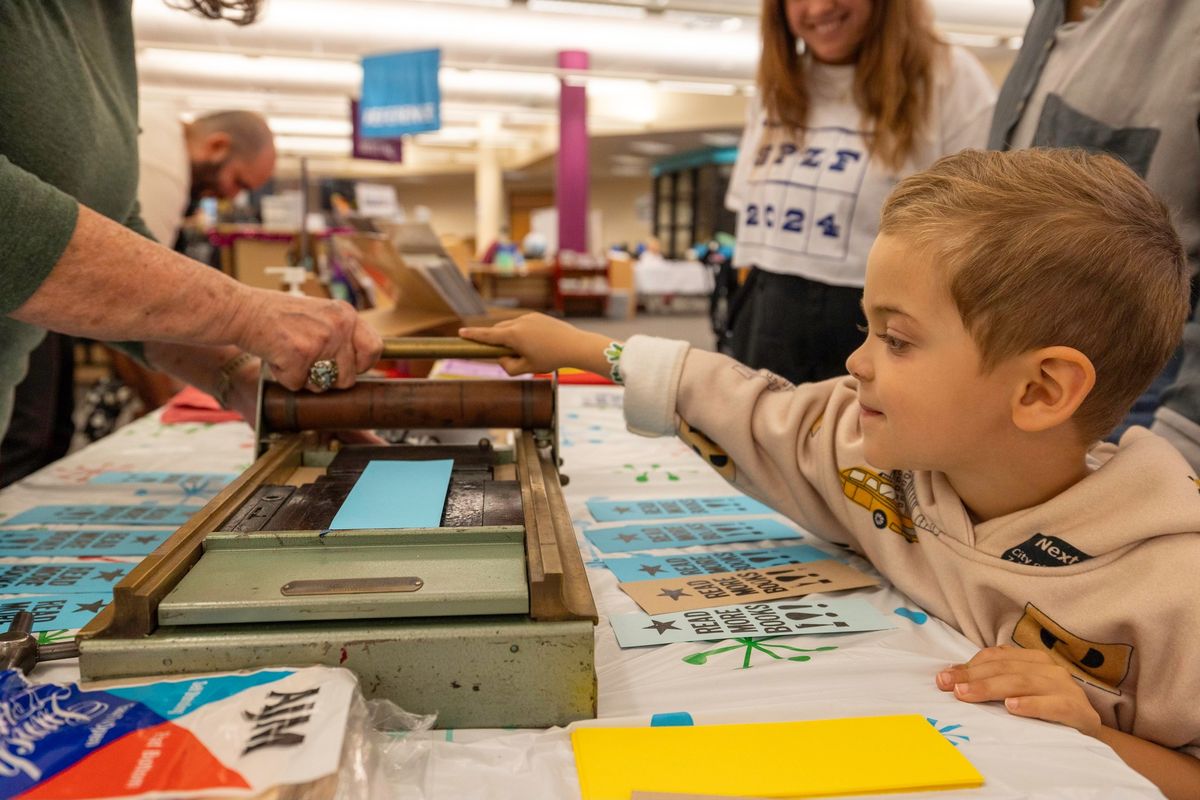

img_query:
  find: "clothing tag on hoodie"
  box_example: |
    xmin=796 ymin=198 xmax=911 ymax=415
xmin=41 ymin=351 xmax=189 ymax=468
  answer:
xmin=1002 ymin=533 xmax=1092 ymax=567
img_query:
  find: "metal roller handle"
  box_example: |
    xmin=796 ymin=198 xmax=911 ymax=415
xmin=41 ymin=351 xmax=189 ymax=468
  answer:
xmin=381 ymin=337 xmax=516 ymax=361
xmin=262 ymin=379 xmax=554 ymax=432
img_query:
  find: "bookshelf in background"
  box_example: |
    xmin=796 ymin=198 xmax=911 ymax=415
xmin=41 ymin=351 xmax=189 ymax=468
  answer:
xmin=652 ymin=147 xmax=739 ymax=260
xmin=554 ymin=250 xmax=609 ymax=317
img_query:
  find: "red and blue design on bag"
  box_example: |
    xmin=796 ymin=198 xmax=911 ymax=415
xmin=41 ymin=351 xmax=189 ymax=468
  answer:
xmin=0 ymin=667 xmax=355 ymax=798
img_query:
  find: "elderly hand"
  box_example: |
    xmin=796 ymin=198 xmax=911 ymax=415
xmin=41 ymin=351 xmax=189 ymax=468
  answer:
xmin=459 ymin=313 xmax=612 ymax=377
xmin=233 ymin=290 xmax=382 ymax=391
xmin=936 ymin=645 xmax=1102 ymax=737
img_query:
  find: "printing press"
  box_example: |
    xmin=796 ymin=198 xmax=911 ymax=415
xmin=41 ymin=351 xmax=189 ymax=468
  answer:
xmin=75 ymin=339 xmax=598 ymax=728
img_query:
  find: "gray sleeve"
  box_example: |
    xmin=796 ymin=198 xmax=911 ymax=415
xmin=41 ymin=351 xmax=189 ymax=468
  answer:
xmin=1152 ymin=320 xmax=1200 ymax=469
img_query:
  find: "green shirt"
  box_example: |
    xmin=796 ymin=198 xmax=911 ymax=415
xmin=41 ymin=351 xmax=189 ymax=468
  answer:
xmin=0 ymin=0 xmax=152 ymax=436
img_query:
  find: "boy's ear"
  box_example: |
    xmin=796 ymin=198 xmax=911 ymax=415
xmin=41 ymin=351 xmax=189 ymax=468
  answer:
xmin=1010 ymin=346 xmax=1096 ymax=433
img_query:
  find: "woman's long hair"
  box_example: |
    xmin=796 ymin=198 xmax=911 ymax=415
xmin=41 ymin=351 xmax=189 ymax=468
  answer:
xmin=757 ymin=0 xmax=943 ymax=170
xmin=165 ymin=0 xmax=262 ymax=25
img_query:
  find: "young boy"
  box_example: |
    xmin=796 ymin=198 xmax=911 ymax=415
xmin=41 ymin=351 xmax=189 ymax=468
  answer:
xmin=462 ymin=149 xmax=1200 ymax=797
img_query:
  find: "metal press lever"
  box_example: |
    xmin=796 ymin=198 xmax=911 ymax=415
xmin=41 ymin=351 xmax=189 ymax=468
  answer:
xmin=0 ymin=611 xmax=80 ymax=674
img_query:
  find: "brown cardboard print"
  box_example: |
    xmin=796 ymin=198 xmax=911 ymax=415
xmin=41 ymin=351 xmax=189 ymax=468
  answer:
xmin=620 ymin=560 xmax=877 ymax=616
xmin=1011 ymin=602 xmax=1132 ymax=694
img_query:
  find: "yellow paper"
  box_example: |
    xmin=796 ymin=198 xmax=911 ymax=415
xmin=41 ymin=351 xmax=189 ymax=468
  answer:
xmin=571 ymin=714 xmax=984 ymax=799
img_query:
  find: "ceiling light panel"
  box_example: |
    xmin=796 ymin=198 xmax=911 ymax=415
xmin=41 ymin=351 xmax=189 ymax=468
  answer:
xmin=527 ymin=0 xmax=647 ymax=18
xmin=132 ymin=0 xmax=759 ymax=81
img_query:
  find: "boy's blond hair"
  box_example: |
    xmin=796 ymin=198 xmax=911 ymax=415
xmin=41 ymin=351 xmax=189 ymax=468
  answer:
xmin=880 ymin=148 xmax=1189 ymax=442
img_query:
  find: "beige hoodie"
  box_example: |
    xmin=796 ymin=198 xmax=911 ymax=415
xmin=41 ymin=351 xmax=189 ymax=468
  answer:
xmin=620 ymin=335 xmax=1200 ymax=756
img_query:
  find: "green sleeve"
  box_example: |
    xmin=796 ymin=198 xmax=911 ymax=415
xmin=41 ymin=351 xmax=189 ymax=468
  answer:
xmin=0 ymin=155 xmax=79 ymax=315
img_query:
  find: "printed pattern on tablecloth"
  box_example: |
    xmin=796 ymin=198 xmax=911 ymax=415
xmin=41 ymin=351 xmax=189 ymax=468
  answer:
xmin=0 ymin=529 xmax=173 ymax=557
xmin=601 ymin=544 xmax=838 ymax=582
xmin=587 ymin=496 xmax=777 ymax=523
xmin=584 ymin=519 xmax=803 ymax=554
xmin=610 ymin=598 xmax=894 ymax=647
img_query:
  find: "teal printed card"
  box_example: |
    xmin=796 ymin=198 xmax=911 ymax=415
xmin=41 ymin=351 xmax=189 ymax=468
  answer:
xmin=0 ymin=529 xmax=173 ymax=557
xmin=0 ymin=562 xmax=131 ymax=594
xmin=1 ymin=504 xmax=197 ymax=527
xmin=90 ymin=471 xmax=234 ymax=496
xmin=329 ymin=459 xmax=454 ymax=530
xmin=584 ymin=519 xmax=802 ymax=554
xmin=0 ymin=595 xmax=109 ymax=633
xmin=610 ymin=598 xmax=893 ymax=648
xmin=602 ymin=544 xmax=838 ymax=582
xmin=588 ymin=495 xmax=775 ymax=522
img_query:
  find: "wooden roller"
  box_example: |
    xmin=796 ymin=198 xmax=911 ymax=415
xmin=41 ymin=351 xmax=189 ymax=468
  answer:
xmin=261 ymin=379 xmax=554 ymax=431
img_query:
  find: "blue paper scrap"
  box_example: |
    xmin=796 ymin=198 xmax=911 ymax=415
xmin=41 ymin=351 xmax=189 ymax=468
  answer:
xmin=610 ymin=598 xmax=894 ymax=648
xmin=329 ymin=459 xmax=454 ymax=530
xmin=0 ymin=594 xmax=109 ymax=633
xmin=602 ymin=544 xmax=837 ymax=582
xmin=0 ymin=529 xmax=172 ymax=557
xmin=588 ymin=495 xmax=775 ymax=522
xmin=1 ymin=504 xmax=197 ymax=527
xmin=0 ymin=562 xmax=132 ymax=594
xmin=584 ymin=519 xmax=803 ymax=554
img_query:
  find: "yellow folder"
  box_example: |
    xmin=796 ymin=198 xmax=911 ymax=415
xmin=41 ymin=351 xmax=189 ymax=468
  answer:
xmin=571 ymin=714 xmax=984 ymax=799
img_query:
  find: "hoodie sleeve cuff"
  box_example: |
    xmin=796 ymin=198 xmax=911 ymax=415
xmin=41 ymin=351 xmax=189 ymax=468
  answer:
xmin=620 ymin=335 xmax=690 ymax=437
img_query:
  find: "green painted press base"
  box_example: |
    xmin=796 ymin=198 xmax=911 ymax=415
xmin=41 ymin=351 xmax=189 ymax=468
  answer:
xmin=79 ymin=616 xmax=596 ymax=729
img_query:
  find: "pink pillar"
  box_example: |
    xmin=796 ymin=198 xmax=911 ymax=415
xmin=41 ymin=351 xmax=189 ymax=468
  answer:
xmin=556 ymin=50 xmax=589 ymax=254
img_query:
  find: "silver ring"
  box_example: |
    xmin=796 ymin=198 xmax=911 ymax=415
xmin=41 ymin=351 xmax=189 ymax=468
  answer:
xmin=308 ymin=359 xmax=338 ymax=390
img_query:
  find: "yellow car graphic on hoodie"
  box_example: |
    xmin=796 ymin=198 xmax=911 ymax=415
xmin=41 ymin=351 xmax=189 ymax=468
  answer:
xmin=840 ymin=467 xmax=918 ymax=543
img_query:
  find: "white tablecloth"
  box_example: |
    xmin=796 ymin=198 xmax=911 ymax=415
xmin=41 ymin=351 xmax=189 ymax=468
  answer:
xmin=0 ymin=389 xmax=1164 ymax=799
xmin=635 ymin=258 xmax=715 ymax=296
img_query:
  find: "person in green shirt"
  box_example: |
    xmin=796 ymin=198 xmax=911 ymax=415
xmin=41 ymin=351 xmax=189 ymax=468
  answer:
xmin=0 ymin=1 xmax=381 ymax=453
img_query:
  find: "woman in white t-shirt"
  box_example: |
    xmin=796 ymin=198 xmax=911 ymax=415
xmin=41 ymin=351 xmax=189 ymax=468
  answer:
xmin=725 ymin=0 xmax=995 ymax=381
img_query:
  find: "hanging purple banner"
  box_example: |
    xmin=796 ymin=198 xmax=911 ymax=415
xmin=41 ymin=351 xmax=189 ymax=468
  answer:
xmin=351 ymin=99 xmax=404 ymax=163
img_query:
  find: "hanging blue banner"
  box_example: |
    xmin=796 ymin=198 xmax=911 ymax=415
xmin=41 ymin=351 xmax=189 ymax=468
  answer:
xmin=359 ymin=48 xmax=441 ymax=137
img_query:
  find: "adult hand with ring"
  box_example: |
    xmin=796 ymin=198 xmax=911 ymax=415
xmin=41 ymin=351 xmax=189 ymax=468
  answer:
xmin=308 ymin=359 xmax=339 ymax=391
xmin=229 ymin=289 xmax=383 ymax=391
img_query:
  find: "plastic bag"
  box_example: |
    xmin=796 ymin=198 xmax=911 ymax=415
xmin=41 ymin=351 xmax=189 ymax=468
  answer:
xmin=0 ymin=666 xmax=435 ymax=799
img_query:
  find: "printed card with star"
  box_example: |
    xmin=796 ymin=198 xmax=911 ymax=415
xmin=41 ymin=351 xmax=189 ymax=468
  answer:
xmin=619 ymin=560 xmax=877 ymax=616
xmin=0 ymin=528 xmax=173 ymax=557
xmin=87 ymin=471 xmax=234 ymax=498
xmin=1 ymin=503 xmax=198 ymax=527
xmin=602 ymin=544 xmax=837 ymax=582
xmin=0 ymin=594 xmax=109 ymax=633
xmin=0 ymin=562 xmax=132 ymax=594
xmin=587 ymin=495 xmax=775 ymax=522
xmin=584 ymin=519 xmax=802 ymax=554
xmin=610 ymin=597 xmax=893 ymax=647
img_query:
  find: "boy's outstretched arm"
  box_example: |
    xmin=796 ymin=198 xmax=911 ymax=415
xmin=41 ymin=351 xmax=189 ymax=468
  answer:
xmin=460 ymin=314 xmax=616 ymax=377
xmin=938 ymin=646 xmax=1200 ymax=799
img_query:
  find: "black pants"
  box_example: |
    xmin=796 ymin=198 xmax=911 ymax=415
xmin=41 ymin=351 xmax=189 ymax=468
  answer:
xmin=0 ymin=332 xmax=75 ymax=488
xmin=729 ymin=268 xmax=866 ymax=384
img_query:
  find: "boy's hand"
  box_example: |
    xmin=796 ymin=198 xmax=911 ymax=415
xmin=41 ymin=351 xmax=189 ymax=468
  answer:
xmin=459 ymin=313 xmax=614 ymax=377
xmin=936 ymin=645 xmax=1101 ymax=737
